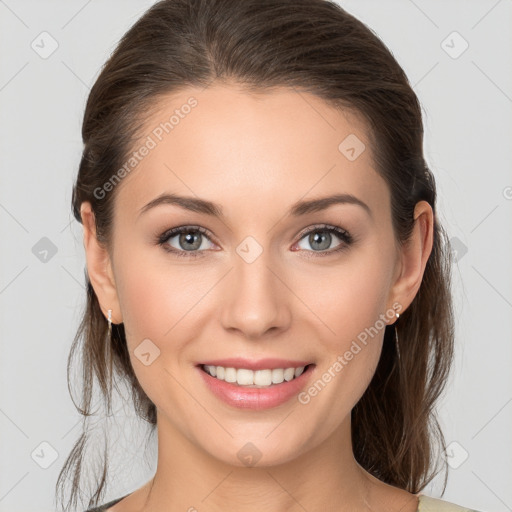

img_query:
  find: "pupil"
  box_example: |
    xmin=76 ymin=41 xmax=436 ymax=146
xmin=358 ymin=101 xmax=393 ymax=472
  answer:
xmin=180 ymin=231 xmax=201 ymax=251
xmin=310 ymin=231 xmax=331 ymax=251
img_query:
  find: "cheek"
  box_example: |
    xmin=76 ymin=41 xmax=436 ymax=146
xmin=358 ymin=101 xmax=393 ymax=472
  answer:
xmin=114 ymin=250 xmax=217 ymax=351
xmin=293 ymin=246 xmax=393 ymax=402
xmin=116 ymin=272 xmax=168 ymax=342
xmin=297 ymin=261 xmax=390 ymax=428
xmin=113 ymin=258 xmax=200 ymax=409
xmin=113 ymin=251 xmax=183 ymax=345
xmin=295 ymin=251 xmax=393 ymax=342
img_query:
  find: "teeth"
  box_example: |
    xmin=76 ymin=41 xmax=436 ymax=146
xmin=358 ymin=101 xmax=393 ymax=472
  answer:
xmin=203 ymin=365 xmax=308 ymax=387
xmin=283 ymin=368 xmax=295 ymax=381
xmin=224 ymin=367 xmax=237 ymax=383
xmin=271 ymin=368 xmax=284 ymax=384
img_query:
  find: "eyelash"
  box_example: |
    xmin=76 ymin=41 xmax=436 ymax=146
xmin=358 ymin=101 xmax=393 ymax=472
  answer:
xmin=156 ymin=224 xmax=353 ymax=259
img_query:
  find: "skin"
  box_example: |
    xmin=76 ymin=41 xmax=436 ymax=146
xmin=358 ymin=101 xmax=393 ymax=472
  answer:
xmin=81 ymin=82 xmax=433 ymax=512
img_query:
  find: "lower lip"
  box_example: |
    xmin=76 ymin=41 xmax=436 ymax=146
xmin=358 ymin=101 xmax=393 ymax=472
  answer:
xmin=197 ymin=364 xmax=315 ymax=410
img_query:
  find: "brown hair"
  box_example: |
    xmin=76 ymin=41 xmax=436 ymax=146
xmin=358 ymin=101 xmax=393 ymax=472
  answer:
xmin=56 ymin=0 xmax=455 ymax=510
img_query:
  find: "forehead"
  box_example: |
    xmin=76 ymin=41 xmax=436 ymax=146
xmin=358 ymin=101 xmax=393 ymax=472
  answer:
xmin=114 ymin=83 xmax=387 ymax=221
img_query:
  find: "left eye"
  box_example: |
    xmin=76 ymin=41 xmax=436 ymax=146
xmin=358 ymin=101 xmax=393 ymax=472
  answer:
xmin=295 ymin=225 xmax=351 ymax=253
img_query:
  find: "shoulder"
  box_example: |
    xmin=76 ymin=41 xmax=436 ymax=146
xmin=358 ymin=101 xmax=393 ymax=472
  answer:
xmin=84 ymin=495 xmax=127 ymax=512
xmin=417 ymin=494 xmax=485 ymax=512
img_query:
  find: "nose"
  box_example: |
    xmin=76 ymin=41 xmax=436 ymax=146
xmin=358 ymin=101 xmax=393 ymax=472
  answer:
xmin=220 ymin=248 xmax=292 ymax=340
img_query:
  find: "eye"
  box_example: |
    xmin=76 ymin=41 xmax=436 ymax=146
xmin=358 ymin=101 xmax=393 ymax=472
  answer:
xmin=294 ymin=224 xmax=353 ymax=256
xmin=158 ymin=225 xmax=216 ymax=257
xmin=157 ymin=223 xmax=353 ymax=259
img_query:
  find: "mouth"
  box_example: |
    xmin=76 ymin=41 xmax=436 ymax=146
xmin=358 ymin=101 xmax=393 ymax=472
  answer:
xmin=196 ymin=359 xmax=317 ymax=410
xmin=199 ymin=363 xmax=314 ymax=388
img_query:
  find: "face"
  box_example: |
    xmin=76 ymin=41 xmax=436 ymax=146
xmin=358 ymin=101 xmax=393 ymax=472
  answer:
xmin=97 ymin=83 xmax=405 ymax=467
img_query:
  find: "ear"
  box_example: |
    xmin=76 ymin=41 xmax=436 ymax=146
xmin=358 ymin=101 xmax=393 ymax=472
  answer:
xmin=387 ymin=200 xmax=434 ymax=318
xmin=80 ymin=201 xmax=122 ymax=324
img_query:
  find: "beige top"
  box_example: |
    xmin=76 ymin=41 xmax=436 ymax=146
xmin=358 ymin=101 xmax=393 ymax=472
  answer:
xmin=417 ymin=494 xmax=482 ymax=511
xmin=86 ymin=493 xmax=483 ymax=511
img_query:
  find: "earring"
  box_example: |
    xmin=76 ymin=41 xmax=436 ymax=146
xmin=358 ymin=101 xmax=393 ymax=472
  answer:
xmin=107 ymin=309 xmax=112 ymax=338
xmin=394 ymin=311 xmax=401 ymax=360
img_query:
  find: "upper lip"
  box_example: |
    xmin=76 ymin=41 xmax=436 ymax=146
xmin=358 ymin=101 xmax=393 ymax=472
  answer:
xmin=197 ymin=357 xmax=313 ymax=371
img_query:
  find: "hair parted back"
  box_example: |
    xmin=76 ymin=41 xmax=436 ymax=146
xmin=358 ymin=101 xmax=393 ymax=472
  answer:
xmin=56 ymin=0 xmax=455 ymax=510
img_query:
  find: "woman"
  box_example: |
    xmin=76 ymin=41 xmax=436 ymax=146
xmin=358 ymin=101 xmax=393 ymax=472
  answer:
xmin=55 ymin=0 xmax=484 ymax=511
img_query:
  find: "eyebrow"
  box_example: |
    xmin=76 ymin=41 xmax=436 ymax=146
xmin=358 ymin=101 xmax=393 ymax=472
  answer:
xmin=138 ymin=192 xmax=371 ymax=219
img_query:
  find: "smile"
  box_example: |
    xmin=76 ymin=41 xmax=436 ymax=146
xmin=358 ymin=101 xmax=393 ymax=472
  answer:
xmin=201 ymin=364 xmax=310 ymax=387
xmin=197 ymin=361 xmax=316 ymax=410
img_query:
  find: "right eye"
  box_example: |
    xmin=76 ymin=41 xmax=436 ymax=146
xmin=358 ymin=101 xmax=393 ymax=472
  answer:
xmin=158 ymin=225 xmax=216 ymax=258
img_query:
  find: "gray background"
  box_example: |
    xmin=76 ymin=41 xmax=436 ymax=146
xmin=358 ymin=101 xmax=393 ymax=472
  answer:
xmin=0 ymin=1 xmax=511 ymax=511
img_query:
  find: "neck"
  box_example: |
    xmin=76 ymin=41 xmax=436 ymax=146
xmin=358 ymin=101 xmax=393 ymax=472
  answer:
xmin=142 ymin=411 xmax=373 ymax=512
